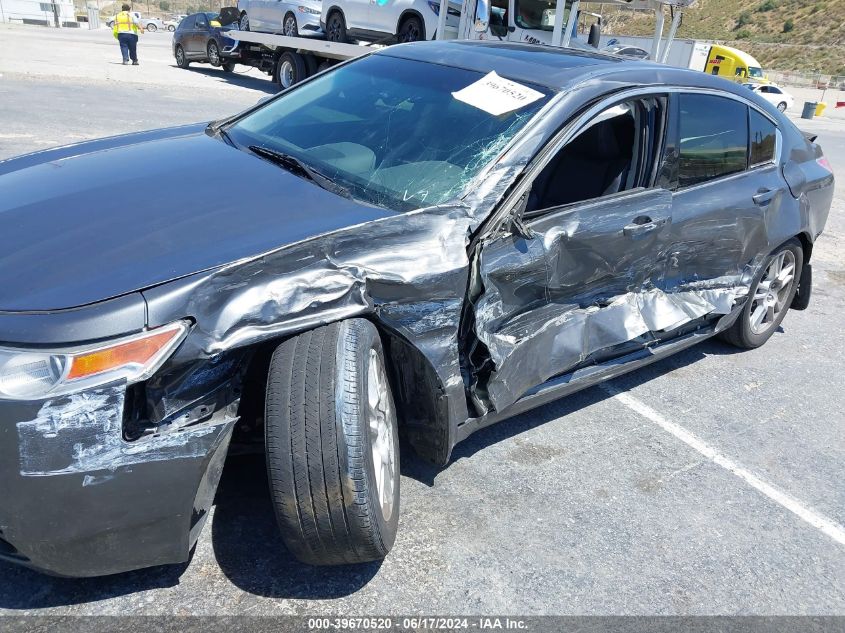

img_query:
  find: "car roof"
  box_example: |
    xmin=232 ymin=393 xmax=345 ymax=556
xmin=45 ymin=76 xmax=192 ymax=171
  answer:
xmin=376 ymin=41 xmax=761 ymax=98
xmin=377 ymin=41 xmax=622 ymax=89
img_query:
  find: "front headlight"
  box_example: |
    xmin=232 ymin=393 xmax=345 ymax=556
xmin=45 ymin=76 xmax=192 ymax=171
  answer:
xmin=0 ymin=321 xmax=189 ymax=401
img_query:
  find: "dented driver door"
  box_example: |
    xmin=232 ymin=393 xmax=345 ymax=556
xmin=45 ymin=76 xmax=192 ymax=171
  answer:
xmin=470 ymin=187 xmax=673 ymax=413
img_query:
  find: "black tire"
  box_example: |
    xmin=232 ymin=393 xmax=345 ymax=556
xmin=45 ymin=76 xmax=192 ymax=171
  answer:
xmin=222 ymin=60 xmax=236 ymax=73
xmin=175 ymin=45 xmax=190 ymax=69
xmin=146 ymin=23 xmax=157 ymax=32
xmin=719 ymin=239 xmax=803 ymax=349
xmin=777 ymin=101 xmax=787 ymax=112
xmin=240 ymin=12 xmax=250 ymax=30
xmin=303 ymin=53 xmax=318 ymax=76
xmin=265 ymin=319 xmax=400 ymax=566
xmin=317 ymin=60 xmax=333 ymax=73
xmin=167 ymin=24 xmax=175 ymax=31
xmin=397 ymin=14 xmax=424 ymax=42
xmin=207 ymin=40 xmax=221 ymax=66
xmin=283 ymin=12 xmax=298 ymax=36
xmin=275 ymin=51 xmax=307 ymax=88
xmin=325 ymin=10 xmax=347 ymax=43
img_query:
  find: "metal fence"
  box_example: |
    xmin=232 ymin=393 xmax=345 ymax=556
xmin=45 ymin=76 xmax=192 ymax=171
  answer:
xmin=767 ymin=70 xmax=845 ymax=91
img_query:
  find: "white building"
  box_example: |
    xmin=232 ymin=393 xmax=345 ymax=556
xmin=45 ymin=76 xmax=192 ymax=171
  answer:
xmin=0 ymin=0 xmax=78 ymax=27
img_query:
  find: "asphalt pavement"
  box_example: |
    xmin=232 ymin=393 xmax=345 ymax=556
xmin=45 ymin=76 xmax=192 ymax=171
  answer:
xmin=0 ymin=24 xmax=843 ymax=616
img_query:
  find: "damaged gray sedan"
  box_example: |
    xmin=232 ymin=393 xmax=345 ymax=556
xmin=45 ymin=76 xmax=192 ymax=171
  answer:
xmin=0 ymin=41 xmax=834 ymax=577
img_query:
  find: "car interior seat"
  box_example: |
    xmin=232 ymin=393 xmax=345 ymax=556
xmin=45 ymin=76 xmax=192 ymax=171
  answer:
xmin=527 ymin=112 xmax=635 ymax=212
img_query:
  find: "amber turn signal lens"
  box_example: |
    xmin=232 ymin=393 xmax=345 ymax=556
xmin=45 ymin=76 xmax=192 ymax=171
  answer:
xmin=67 ymin=328 xmax=182 ymax=381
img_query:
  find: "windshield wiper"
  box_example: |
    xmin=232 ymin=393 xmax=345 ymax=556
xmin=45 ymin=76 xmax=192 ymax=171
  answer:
xmin=248 ymin=145 xmax=352 ymax=199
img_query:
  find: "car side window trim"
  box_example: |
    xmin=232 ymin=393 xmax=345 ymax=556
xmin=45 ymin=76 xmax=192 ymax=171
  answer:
xmin=670 ymin=91 xmax=783 ymax=192
xmin=521 ymin=96 xmax=667 ymax=218
xmin=481 ymin=85 xmax=778 ymax=242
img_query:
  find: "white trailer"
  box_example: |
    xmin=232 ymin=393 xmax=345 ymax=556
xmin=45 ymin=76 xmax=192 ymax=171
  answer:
xmin=222 ymin=0 xmax=696 ymax=88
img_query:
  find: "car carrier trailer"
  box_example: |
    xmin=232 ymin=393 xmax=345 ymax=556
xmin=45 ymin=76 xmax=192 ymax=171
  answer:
xmin=221 ymin=0 xmax=697 ymax=89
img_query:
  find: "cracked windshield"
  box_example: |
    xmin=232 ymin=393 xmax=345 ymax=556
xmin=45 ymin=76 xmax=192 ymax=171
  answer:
xmin=227 ymin=54 xmax=553 ymax=211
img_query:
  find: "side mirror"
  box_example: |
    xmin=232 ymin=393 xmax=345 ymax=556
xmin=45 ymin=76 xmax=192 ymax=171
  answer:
xmin=474 ymin=0 xmax=490 ymax=33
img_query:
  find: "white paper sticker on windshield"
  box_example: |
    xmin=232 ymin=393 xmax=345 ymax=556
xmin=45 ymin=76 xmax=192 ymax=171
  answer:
xmin=452 ymin=71 xmax=544 ymax=116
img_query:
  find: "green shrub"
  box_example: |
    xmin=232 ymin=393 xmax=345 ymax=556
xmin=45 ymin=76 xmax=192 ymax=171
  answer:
xmin=783 ymin=18 xmax=794 ymax=32
xmin=758 ymin=0 xmax=778 ymax=11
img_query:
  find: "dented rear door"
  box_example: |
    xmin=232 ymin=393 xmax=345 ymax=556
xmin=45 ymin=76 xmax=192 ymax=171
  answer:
xmin=471 ymin=188 xmax=672 ymax=412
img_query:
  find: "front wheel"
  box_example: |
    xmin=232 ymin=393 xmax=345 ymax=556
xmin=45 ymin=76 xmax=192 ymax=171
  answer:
xmin=719 ymin=239 xmax=802 ymax=349
xmin=175 ymin=45 xmax=190 ymax=69
xmin=265 ymin=319 xmax=400 ymax=565
xmin=146 ymin=23 xmax=157 ymax=32
xmin=207 ymin=40 xmax=221 ymax=66
xmin=222 ymin=60 xmax=236 ymax=72
xmin=777 ymin=101 xmax=788 ymax=112
xmin=283 ymin=13 xmax=298 ymax=36
xmin=167 ymin=24 xmax=175 ymax=31
xmin=239 ymin=12 xmax=250 ymax=30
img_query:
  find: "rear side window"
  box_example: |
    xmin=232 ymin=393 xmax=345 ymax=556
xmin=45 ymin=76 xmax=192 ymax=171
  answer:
xmin=749 ymin=108 xmax=777 ymax=166
xmin=179 ymin=15 xmax=195 ymax=29
xmin=678 ymin=93 xmax=748 ymax=188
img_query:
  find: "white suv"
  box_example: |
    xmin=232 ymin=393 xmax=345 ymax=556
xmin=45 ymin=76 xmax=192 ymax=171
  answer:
xmin=321 ymin=0 xmax=460 ymax=43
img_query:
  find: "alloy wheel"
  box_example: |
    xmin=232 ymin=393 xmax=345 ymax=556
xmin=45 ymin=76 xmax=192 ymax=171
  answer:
xmin=367 ymin=349 xmax=396 ymax=522
xmin=208 ymin=42 xmax=220 ymax=65
xmin=748 ymin=249 xmax=796 ymax=335
xmin=283 ymin=14 xmax=297 ymax=36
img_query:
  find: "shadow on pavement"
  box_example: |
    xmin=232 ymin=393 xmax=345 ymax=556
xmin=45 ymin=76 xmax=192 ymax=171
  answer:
xmin=210 ymin=454 xmax=381 ymax=598
xmin=0 ymin=560 xmax=188 ymax=610
xmin=177 ymin=65 xmax=278 ymax=94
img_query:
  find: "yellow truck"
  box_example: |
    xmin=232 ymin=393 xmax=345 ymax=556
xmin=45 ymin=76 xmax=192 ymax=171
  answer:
xmin=703 ymin=43 xmax=768 ymax=84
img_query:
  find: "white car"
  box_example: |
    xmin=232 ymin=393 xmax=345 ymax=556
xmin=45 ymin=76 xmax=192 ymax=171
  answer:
xmin=237 ymin=0 xmax=323 ymax=36
xmin=321 ymin=0 xmax=460 ymax=43
xmin=141 ymin=16 xmax=167 ymax=31
xmin=743 ymin=83 xmax=795 ymax=112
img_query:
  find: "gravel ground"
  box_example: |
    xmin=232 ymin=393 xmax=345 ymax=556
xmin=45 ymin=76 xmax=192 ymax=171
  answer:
xmin=0 ymin=23 xmax=843 ymax=616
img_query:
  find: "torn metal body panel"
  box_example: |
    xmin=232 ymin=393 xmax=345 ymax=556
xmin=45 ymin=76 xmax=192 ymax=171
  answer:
xmin=0 ymin=387 xmax=235 ymax=576
xmin=0 ymin=41 xmax=834 ymax=577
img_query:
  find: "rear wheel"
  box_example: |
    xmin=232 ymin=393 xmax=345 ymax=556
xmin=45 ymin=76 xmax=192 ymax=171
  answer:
xmin=719 ymin=239 xmax=802 ymax=349
xmin=207 ymin=41 xmax=221 ymax=66
xmin=325 ymin=10 xmax=347 ymax=43
xmin=146 ymin=23 xmax=157 ymax=32
xmin=275 ymin=51 xmax=307 ymax=88
xmin=265 ymin=319 xmax=400 ymax=566
xmin=397 ymin=15 xmax=424 ymax=42
xmin=175 ymin=45 xmax=190 ymax=69
xmin=283 ymin=12 xmax=298 ymax=36
xmin=167 ymin=24 xmax=176 ymax=31
xmin=777 ymin=101 xmax=787 ymax=112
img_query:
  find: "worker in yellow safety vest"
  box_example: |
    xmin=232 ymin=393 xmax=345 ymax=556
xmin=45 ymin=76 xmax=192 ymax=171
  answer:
xmin=113 ymin=3 xmax=144 ymax=66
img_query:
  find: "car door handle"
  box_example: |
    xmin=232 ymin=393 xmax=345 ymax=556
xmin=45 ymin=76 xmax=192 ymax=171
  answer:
xmin=752 ymin=188 xmax=777 ymax=206
xmin=623 ymin=216 xmax=665 ymax=237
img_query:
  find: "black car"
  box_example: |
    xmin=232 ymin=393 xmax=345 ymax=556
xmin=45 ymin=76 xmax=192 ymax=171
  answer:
xmin=173 ymin=10 xmax=240 ymax=71
xmin=0 ymin=41 xmax=833 ymax=577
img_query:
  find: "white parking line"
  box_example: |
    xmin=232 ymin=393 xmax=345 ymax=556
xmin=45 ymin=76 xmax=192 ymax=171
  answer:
xmin=602 ymin=384 xmax=845 ymax=547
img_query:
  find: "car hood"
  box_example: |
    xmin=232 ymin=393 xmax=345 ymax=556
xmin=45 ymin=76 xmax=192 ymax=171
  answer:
xmin=0 ymin=128 xmax=393 ymax=312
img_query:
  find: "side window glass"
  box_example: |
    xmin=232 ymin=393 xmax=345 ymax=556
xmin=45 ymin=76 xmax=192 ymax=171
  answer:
xmin=524 ymin=97 xmax=664 ymax=214
xmin=181 ymin=15 xmax=195 ymax=29
xmin=678 ymin=94 xmax=748 ymax=188
xmin=749 ymin=109 xmax=777 ymax=166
